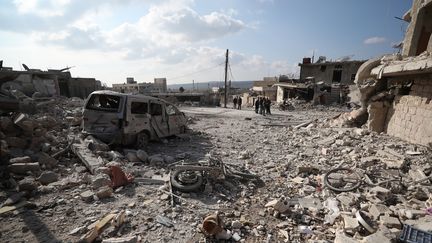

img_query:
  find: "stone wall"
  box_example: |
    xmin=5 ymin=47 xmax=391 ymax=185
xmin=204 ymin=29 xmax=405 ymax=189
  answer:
xmin=385 ymin=79 xmax=432 ymax=145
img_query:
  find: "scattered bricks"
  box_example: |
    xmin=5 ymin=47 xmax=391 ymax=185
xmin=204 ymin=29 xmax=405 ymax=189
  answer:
xmin=96 ymin=186 xmax=113 ymax=199
xmin=8 ymin=163 xmax=40 ymax=174
xmin=37 ymin=152 xmax=58 ymax=169
xmin=92 ymin=174 xmax=112 ymax=190
xmin=18 ymin=177 xmax=38 ymax=191
xmin=380 ymin=215 xmax=401 ymax=229
xmin=369 ymin=204 xmax=390 ymax=220
xmin=136 ymin=150 xmax=149 ymax=162
xmin=409 ymin=168 xmax=427 ymax=181
xmin=37 ymin=171 xmax=59 ymax=185
xmin=342 ymin=215 xmax=359 ymax=232
xmin=9 ymin=156 xmax=31 ymax=164
xmin=5 ymin=137 xmax=27 ymax=148
xmin=80 ymin=190 xmax=95 ymax=202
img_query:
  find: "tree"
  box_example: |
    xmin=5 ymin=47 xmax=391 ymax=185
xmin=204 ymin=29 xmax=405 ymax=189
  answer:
xmin=179 ymin=87 xmax=185 ymax=93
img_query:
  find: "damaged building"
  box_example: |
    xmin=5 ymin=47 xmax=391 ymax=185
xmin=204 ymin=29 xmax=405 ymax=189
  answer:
xmin=348 ymin=0 xmax=432 ymax=146
xmin=0 ymin=62 xmax=102 ymax=99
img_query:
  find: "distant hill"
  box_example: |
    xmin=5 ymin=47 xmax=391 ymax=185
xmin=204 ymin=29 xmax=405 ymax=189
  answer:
xmin=167 ymin=81 xmax=254 ymax=91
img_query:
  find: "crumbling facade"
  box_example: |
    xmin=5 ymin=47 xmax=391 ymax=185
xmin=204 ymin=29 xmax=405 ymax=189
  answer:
xmin=0 ymin=64 xmax=101 ymax=99
xmin=352 ymin=0 xmax=432 ymax=146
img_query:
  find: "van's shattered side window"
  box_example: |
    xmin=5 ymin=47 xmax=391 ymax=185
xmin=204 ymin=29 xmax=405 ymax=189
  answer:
xmin=87 ymin=94 xmax=120 ymax=112
xmin=150 ymin=103 xmax=163 ymax=116
xmin=131 ymin=102 xmax=148 ymax=114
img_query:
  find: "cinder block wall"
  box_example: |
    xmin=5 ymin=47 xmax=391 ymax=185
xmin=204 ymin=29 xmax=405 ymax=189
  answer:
xmin=386 ymin=79 xmax=432 ymax=145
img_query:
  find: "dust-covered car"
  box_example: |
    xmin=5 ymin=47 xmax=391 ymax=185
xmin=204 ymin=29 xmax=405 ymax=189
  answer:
xmin=82 ymin=91 xmax=187 ymax=148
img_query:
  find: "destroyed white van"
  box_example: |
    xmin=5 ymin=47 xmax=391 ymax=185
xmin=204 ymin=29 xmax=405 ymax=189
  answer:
xmin=82 ymin=91 xmax=187 ymax=148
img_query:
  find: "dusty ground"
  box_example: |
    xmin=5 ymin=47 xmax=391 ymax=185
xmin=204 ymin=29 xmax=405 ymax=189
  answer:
xmin=1 ymin=105 xmax=430 ymax=242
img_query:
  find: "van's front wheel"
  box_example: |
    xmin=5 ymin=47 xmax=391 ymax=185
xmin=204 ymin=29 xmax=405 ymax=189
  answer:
xmin=136 ymin=132 xmax=149 ymax=150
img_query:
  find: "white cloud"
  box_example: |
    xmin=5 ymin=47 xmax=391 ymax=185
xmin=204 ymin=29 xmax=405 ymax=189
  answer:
xmin=1 ymin=0 xmax=290 ymax=84
xmin=364 ymin=36 xmax=387 ymax=45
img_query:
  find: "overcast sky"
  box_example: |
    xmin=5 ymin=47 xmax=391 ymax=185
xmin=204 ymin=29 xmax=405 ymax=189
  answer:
xmin=0 ymin=0 xmax=411 ymax=86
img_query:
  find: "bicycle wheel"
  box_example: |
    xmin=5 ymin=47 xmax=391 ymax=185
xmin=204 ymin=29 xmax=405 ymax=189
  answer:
xmin=324 ymin=168 xmax=362 ymax=192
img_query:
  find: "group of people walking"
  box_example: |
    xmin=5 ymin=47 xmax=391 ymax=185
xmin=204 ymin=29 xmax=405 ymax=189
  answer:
xmin=255 ymin=97 xmax=271 ymax=115
xmin=233 ymin=96 xmax=242 ymax=110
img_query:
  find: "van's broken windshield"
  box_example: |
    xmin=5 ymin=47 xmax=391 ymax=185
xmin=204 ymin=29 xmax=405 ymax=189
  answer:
xmin=86 ymin=94 xmax=121 ymax=112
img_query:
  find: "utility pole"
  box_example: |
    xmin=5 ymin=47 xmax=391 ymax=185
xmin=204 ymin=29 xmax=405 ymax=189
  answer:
xmin=224 ymin=49 xmax=229 ymax=108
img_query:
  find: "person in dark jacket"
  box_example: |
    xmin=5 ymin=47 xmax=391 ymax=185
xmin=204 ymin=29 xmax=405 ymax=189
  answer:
xmin=233 ymin=96 xmax=237 ymax=109
xmin=259 ymin=97 xmax=265 ymax=116
xmin=254 ymin=98 xmax=259 ymax=113
xmin=237 ymin=96 xmax=242 ymax=110
xmin=265 ymin=98 xmax=271 ymax=115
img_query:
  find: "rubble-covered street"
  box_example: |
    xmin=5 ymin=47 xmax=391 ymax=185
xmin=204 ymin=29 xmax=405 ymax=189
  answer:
xmin=1 ymin=101 xmax=432 ymax=242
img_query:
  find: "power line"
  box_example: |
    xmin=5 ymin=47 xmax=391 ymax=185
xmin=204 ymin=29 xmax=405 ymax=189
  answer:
xmin=228 ymin=62 xmax=236 ymax=82
xmin=168 ymin=62 xmax=224 ymax=81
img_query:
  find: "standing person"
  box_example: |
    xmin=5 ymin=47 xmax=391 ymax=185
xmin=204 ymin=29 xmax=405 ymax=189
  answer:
xmin=259 ymin=97 xmax=265 ymax=116
xmin=265 ymin=98 xmax=271 ymax=115
xmin=237 ymin=96 xmax=242 ymax=110
xmin=254 ymin=98 xmax=259 ymax=113
xmin=233 ymin=96 xmax=237 ymax=109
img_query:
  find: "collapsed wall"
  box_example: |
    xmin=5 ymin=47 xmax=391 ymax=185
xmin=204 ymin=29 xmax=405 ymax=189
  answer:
xmin=385 ymin=76 xmax=432 ymax=145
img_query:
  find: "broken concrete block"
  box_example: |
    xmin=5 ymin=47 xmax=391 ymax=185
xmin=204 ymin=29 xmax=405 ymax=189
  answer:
xmin=125 ymin=152 xmax=139 ymax=162
xmin=92 ymin=174 xmax=111 ymax=190
xmin=80 ymin=190 xmax=95 ymax=202
xmin=38 ymin=171 xmax=59 ymax=185
xmin=96 ymin=186 xmax=113 ymax=199
xmin=334 ymin=231 xmax=358 ymax=243
xmin=101 ymin=236 xmax=138 ymax=243
xmin=342 ymin=215 xmax=359 ymax=232
xmin=18 ymin=177 xmax=38 ymax=191
xmin=265 ymin=198 xmax=290 ymax=213
xmin=163 ymin=155 xmax=175 ymax=164
xmin=9 ymin=156 xmax=31 ymax=164
xmin=380 ymin=215 xmax=401 ymax=229
xmin=231 ymin=220 xmax=243 ymax=229
xmin=5 ymin=137 xmax=27 ymax=148
xmin=369 ymin=186 xmax=391 ymax=200
xmin=369 ymin=204 xmax=390 ymax=220
xmin=361 ymin=230 xmax=392 ymax=243
xmin=136 ymin=150 xmax=148 ymax=162
xmin=38 ymin=152 xmax=58 ymax=168
xmin=148 ymin=154 xmax=164 ymax=165
xmin=8 ymin=163 xmax=40 ymax=174
xmin=94 ymin=167 xmax=110 ymax=175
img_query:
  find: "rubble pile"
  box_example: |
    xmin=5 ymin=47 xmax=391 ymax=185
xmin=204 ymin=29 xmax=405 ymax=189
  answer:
xmin=1 ymin=103 xmax=432 ymax=242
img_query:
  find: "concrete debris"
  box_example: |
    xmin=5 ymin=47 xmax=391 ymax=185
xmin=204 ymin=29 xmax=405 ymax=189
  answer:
xmin=37 ymin=171 xmax=59 ymax=185
xmin=80 ymin=190 xmax=95 ymax=202
xmin=96 ymin=186 xmax=113 ymax=199
xmin=136 ymin=149 xmax=148 ymax=162
xmin=8 ymin=162 xmax=40 ymax=174
xmin=92 ymin=174 xmax=112 ymax=190
xmin=1 ymin=50 xmax=432 ymax=242
xmin=101 ymin=236 xmax=138 ymax=243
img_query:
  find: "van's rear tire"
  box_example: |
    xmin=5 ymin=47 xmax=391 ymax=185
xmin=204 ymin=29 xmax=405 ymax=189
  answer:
xmin=136 ymin=132 xmax=149 ymax=150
